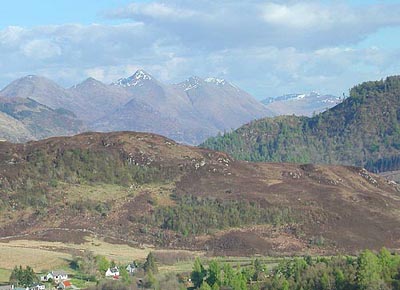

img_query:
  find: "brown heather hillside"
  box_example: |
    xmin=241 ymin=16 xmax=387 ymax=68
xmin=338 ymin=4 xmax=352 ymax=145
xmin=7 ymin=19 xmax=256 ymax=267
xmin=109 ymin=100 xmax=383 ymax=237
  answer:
xmin=0 ymin=132 xmax=400 ymax=256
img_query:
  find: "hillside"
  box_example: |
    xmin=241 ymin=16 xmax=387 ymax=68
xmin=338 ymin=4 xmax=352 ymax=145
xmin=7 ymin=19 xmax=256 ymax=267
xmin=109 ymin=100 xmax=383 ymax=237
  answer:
xmin=0 ymin=111 xmax=33 ymax=142
xmin=202 ymin=76 xmax=400 ymax=173
xmin=0 ymin=131 xmax=400 ymax=256
xmin=0 ymin=97 xmax=85 ymax=141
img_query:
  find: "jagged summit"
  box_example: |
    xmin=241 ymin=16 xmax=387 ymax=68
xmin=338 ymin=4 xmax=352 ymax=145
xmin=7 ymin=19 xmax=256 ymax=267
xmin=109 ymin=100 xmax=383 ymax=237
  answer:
xmin=178 ymin=76 xmax=236 ymax=92
xmin=112 ymin=69 xmax=154 ymax=87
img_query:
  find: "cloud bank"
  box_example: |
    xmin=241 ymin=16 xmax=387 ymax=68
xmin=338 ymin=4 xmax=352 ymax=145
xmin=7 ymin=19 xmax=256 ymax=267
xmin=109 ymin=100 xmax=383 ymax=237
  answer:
xmin=1 ymin=0 xmax=400 ymax=98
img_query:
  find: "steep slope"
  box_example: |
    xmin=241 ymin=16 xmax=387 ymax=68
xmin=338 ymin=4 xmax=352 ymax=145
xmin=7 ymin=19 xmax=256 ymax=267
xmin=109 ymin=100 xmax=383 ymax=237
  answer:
xmin=0 ymin=111 xmax=34 ymax=142
xmin=262 ymin=92 xmax=341 ymax=116
xmin=178 ymin=77 xmax=273 ymax=130
xmin=202 ymin=76 xmax=400 ymax=172
xmin=0 ymin=131 xmax=400 ymax=255
xmin=68 ymin=77 xmax=132 ymax=122
xmin=0 ymin=97 xmax=85 ymax=140
xmin=112 ymin=70 xmax=211 ymax=126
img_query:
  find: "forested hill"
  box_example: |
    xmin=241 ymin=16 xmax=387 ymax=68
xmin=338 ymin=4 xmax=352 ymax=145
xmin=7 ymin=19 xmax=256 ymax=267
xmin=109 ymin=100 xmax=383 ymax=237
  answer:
xmin=201 ymin=76 xmax=400 ymax=173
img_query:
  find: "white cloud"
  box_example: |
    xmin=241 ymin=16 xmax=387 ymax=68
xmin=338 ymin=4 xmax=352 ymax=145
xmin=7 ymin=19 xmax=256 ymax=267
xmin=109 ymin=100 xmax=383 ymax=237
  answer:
xmin=107 ymin=0 xmax=400 ymax=50
xmin=0 ymin=1 xmax=400 ymax=99
xmin=21 ymin=39 xmax=62 ymax=59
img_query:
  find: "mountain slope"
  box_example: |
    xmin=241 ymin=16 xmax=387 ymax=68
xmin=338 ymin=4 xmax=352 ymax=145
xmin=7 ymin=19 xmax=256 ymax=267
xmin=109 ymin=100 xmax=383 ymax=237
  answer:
xmin=0 ymin=131 xmax=399 ymax=255
xmin=178 ymin=77 xmax=274 ymax=130
xmin=262 ymin=92 xmax=341 ymax=116
xmin=94 ymin=70 xmax=272 ymax=144
xmin=0 ymin=75 xmax=80 ymax=111
xmin=0 ymin=97 xmax=85 ymax=140
xmin=0 ymin=111 xmax=34 ymax=142
xmin=91 ymin=98 xmax=193 ymax=142
xmin=68 ymin=77 xmax=132 ymax=122
xmin=202 ymin=76 xmax=400 ymax=172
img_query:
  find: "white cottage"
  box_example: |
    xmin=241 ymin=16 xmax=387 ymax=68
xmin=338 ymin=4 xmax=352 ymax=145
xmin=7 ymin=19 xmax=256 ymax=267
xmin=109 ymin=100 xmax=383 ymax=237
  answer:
xmin=29 ymin=283 xmax=45 ymax=290
xmin=126 ymin=262 xmax=138 ymax=275
xmin=40 ymin=270 xmax=68 ymax=283
xmin=105 ymin=267 xmax=119 ymax=278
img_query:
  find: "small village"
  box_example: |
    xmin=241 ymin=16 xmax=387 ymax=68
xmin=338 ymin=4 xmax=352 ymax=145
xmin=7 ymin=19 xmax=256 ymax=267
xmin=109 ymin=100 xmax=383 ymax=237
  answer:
xmin=0 ymin=260 xmax=140 ymax=290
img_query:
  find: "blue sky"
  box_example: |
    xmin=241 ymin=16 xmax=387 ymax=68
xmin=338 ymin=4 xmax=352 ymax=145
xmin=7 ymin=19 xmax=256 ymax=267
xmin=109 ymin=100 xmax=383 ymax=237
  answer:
xmin=1 ymin=0 xmax=400 ymax=99
xmin=0 ymin=1 xmax=133 ymax=27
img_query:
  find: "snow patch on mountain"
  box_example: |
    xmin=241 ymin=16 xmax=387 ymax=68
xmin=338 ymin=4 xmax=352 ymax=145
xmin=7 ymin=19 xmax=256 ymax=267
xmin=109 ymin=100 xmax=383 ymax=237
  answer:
xmin=178 ymin=76 xmax=203 ymax=91
xmin=112 ymin=69 xmax=152 ymax=87
xmin=204 ymin=77 xmax=227 ymax=85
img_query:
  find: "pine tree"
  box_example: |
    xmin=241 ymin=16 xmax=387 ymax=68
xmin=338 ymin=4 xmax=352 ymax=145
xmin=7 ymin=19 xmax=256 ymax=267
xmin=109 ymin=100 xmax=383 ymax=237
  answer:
xmin=191 ymin=257 xmax=206 ymax=289
xmin=143 ymin=252 xmax=158 ymax=274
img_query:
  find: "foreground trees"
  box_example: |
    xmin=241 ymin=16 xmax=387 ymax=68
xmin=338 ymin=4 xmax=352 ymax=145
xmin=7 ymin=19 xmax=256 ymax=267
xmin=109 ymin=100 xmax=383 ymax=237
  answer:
xmin=9 ymin=265 xmax=37 ymax=287
xmin=189 ymin=248 xmax=400 ymax=290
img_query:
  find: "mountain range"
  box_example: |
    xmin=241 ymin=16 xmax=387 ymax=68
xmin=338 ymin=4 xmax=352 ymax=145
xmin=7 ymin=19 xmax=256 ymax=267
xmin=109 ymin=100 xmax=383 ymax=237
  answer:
xmin=202 ymin=76 xmax=400 ymax=173
xmin=0 ymin=71 xmax=274 ymax=144
xmin=262 ymin=92 xmax=342 ymax=116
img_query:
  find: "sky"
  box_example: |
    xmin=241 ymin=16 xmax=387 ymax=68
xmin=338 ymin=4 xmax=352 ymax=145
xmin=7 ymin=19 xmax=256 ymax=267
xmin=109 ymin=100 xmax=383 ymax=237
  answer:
xmin=1 ymin=0 xmax=400 ymax=99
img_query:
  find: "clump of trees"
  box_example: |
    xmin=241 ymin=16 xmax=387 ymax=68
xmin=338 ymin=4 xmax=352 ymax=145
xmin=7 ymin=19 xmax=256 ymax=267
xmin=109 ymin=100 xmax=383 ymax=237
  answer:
xmin=9 ymin=265 xmax=38 ymax=287
xmin=136 ymin=195 xmax=294 ymax=236
xmin=188 ymin=248 xmax=400 ymax=290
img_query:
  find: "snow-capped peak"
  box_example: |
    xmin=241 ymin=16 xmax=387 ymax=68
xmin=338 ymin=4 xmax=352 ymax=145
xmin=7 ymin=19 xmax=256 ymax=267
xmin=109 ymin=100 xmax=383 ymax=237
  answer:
xmin=133 ymin=69 xmax=152 ymax=81
xmin=296 ymin=94 xmax=306 ymax=100
xmin=112 ymin=69 xmax=152 ymax=87
xmin=204 ymin=77 xmax=227 ymax=85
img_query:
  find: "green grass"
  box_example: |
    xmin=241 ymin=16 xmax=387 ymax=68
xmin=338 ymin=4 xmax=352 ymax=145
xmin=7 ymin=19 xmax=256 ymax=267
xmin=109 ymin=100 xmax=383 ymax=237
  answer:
xmin=0 ymin=268 xmax=11 ymax=284
xmin=70 ymin=277 xmax=96 ymax=288
xmin=158 ymin=256 xmax=285 ymax=276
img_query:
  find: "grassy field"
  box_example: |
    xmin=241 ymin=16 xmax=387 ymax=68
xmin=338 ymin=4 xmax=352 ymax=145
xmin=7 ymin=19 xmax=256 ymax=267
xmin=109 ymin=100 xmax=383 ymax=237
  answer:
xmin=0 ymin=268 xmax=11 ymax=284
xmin=0 ymin=236 xmax=202 ymax=283
xmin=0 ymin=235 xmax=287 ymax=285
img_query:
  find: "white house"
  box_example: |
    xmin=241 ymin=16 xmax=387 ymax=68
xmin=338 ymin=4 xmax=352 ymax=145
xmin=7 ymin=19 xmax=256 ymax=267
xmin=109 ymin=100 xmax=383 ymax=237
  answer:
xmin=56 ymin=281 xmax=72 ymax=290
xmin=29 ymin=283 xmax=45 ymax=290
xmin=40 ymin=274 xmax=51 ymax=283
xmin=40 ymin=271 xmax=68 ymax=283
xmin=126 ymin=262 xmax=138 ymax=275
xmin=105 ymin=267 xmax=119 ymax=278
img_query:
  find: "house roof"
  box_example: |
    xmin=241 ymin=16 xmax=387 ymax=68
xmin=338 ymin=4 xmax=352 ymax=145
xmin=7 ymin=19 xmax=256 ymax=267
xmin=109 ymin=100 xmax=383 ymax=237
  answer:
xmin=62 ymin=281 xmax=72 ymax=287
xmin=52 ymin=270 xmax=67 ymax=276
xmin=109 ymin=267 xmax=119 ymax=273
xmin=127 ymin=262 xmax=137 ymax=268
xmin=0 ymin=285 xmax=13 ymax=290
